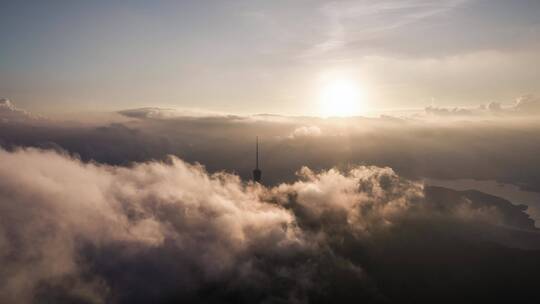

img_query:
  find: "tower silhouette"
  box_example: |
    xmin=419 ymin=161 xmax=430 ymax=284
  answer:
xmin=252 ymin=136 xmax=262 ymax=183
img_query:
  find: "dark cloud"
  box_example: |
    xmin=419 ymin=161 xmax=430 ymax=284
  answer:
xmin=117 ymin=107 xmax=224 ymax=119
xmin=1 ymin=147 xmax=539 ymax=304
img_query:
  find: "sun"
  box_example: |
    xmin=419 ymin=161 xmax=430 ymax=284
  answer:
xmin=319 ymin=79 xmax=366 ymax=117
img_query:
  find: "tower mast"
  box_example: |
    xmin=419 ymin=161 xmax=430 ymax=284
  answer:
xmin=252 ymin=136 xmax=262 ymax=183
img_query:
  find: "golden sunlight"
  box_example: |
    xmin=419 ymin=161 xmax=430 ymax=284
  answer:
xmin=319 ymin=79 xmax=366 ymax=117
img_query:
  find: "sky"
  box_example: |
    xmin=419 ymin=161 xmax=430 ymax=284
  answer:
xmin=1 ymin=0 xmax=539 ymax=115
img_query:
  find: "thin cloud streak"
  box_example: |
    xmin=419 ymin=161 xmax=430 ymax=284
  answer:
xmin=307 ymin=0 xmax=469 ymax=58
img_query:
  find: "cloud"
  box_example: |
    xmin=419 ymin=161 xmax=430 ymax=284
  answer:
xmin=424 ymin=105 xmax=474 ymax=116
xmin=270 ymin=166 xmax=424 ymax=236
xmin=486 ymin=101 xmax=502 ymax=112
xmin=0 ymin=98 xmax=38 ymax=123
xmin=1 ymin=147 xmax=540 ymax=303
xmin=425 ymin=95 xmax=540 ymax=117
xmin=310 ymin=0 xmax=540 ymax=59
xmin=0 ymin=148 xmax=308 ymax=303
xmin=288 ymin=126 xmax=322 ymax=138
xmin=309 ymin=0 xmax=469 ymax=58
xmin=118 ymin=107 xmax=228 ymax=119
xmin=512 ymin=94 xmax=540 ymax=113
xmin=117 ymin=107 xmax=180 ymax=119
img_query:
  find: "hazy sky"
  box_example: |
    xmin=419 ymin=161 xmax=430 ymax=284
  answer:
xmin=1 ymin=0 xmax=539 ymax=115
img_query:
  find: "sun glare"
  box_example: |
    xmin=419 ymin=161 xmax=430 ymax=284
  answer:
xmin=319 ymin=79 xmax=366 ymax=117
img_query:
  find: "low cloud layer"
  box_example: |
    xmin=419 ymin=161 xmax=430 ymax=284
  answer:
xmin=1 ymin=148 xmax=540 ymax=303
xmin=425 ymin=94 xmax=540 ymax=117
xmin=2 ymin=99 xmax=540 ymax=194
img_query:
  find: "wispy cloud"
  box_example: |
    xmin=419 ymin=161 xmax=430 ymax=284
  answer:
xmin=304 ymin=0 xmax=469 ymax=58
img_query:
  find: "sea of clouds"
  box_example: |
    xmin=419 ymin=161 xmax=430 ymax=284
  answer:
xmin=1 ymin=147 xmax=540 ymax=303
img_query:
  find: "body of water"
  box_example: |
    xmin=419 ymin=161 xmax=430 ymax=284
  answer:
xmin=425 ymin=178 xmax=540 ymax=227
